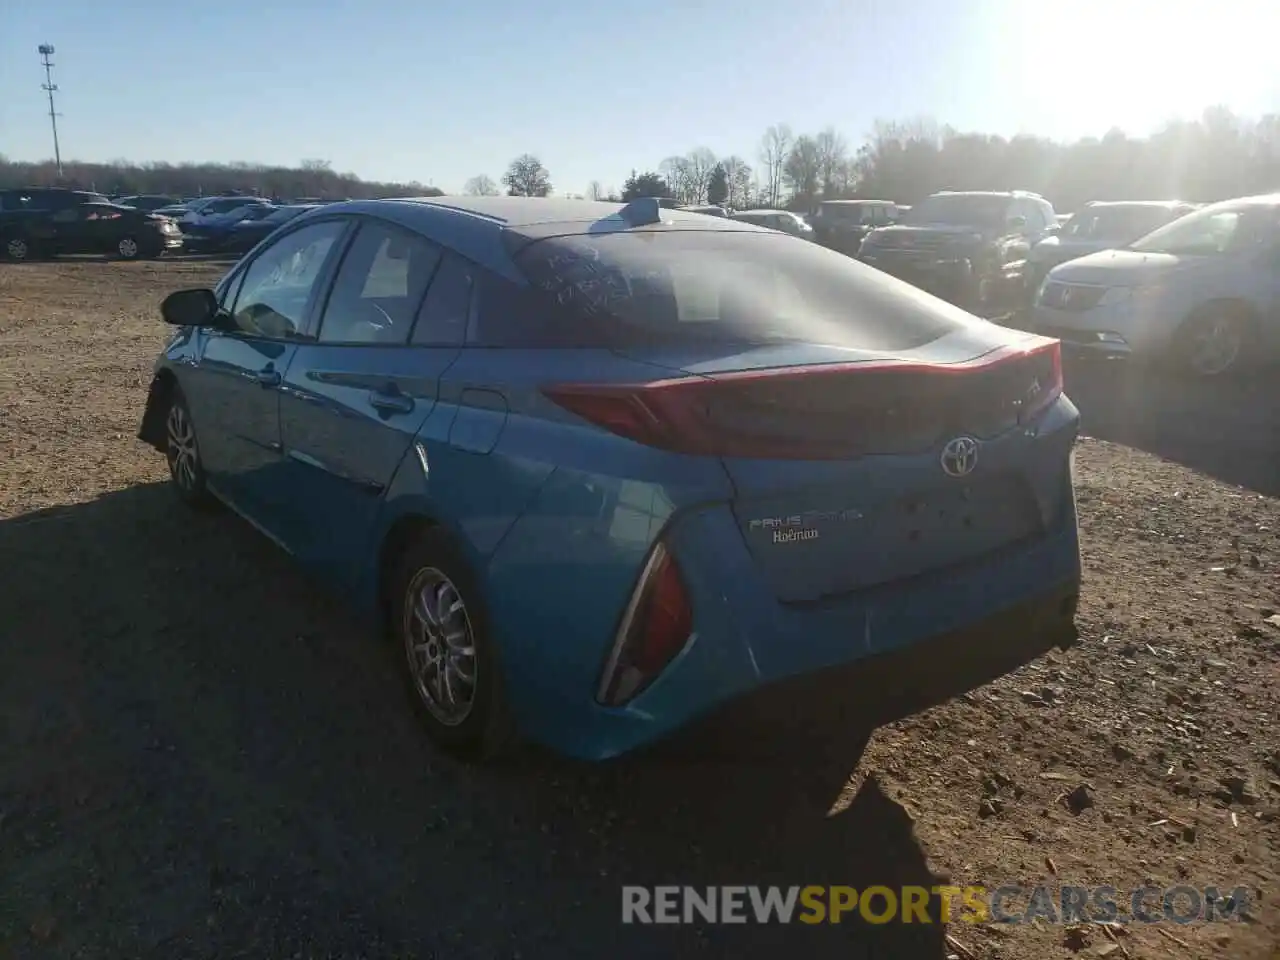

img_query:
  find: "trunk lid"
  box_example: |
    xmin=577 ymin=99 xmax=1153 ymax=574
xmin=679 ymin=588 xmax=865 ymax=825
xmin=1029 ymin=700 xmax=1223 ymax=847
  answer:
xmin=618 ymin=333 xmax=1064 ymax=604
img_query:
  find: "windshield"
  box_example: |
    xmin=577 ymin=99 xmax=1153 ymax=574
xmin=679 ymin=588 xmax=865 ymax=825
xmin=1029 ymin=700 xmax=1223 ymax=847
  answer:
xmin=1127 ymin=203 xmax=1258 ymax=255
xmin=821 ymin=204 xmax=865 ymax=221
xmin=900 ymin=195 xmax=1007 ymax=227
xmin=1063 ymin=205 xmax=1179 ymax=242
xmin=512 ymin=230 xmax=962 ymax=351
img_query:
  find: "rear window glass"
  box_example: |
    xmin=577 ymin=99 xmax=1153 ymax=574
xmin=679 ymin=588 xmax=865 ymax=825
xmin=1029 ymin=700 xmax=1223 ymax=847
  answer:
xmin=512 ymin=230 xmax=961 ymax=351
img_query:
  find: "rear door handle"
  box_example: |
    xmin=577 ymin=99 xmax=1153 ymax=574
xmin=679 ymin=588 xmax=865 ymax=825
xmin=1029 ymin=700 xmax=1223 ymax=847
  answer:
xmin=255 ymin=367 xmax=281 ymax=388
xmin=368 ymin=387 xmax=415 ymax=414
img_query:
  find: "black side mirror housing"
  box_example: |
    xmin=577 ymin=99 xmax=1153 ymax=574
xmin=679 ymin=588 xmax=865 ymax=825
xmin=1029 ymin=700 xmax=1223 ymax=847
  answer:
xmin=161 ymin=288 xmax=219 ymax=327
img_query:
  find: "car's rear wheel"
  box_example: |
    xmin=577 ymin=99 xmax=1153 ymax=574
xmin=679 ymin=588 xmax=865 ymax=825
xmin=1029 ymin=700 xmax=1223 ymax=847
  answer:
xmin=390 ymin=529 xmax=513 ymax=762
xmin=165 ymin=387 xmax=214 ymax=508
xmin=4 ymin=236 xmax=33 ymax=262
xmin=116 ymin=236 xmax=142 ymax=260
xmin=1175 ymin=306 xmax=1250 ymax=378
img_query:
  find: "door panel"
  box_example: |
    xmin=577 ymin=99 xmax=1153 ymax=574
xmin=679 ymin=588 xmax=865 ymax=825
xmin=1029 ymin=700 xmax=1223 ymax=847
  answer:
xmin=279 ymin=344 xmax=460 ymax=576
xmin=181 ymin=331 xmax=297 ymax=539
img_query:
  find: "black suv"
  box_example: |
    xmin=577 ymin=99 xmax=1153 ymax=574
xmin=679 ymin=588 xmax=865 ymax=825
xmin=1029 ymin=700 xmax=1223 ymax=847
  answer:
xmin=810 ymin=199 xmax=899 ymax=256
xmin=1 ymin=188 xmax=183 ymax=261
xmin=856 ymin=190 xmax=1057 ymax=314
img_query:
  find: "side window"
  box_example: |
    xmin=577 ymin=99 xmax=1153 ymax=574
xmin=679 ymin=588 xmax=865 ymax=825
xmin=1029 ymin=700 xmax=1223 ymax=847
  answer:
xmin=228 ymin=220 xmax=347 ymax=339
xmin=411 ymin=254 xmax=473 ymax=346
xmin=218 ymin=269 xmax=247 ymax=311
xmin=317 ymin=222 xmax=442 ymax=345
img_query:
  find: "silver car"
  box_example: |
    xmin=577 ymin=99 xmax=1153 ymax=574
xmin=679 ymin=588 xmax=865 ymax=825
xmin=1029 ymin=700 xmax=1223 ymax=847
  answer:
xmin=1031 ymin=194 xmax=1280 ymax=376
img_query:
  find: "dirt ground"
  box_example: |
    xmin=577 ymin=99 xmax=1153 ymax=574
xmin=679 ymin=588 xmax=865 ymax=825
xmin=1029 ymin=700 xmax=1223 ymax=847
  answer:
xmin=1 ymin=259 xmax=1277 ymax=960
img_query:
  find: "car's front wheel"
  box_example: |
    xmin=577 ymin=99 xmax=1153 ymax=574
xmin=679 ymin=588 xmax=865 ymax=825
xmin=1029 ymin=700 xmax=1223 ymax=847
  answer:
xmin=1175 ymin=305 xmax=1251 ymax=378
xmin=390 ymin=529 xmax=513 ymax=762
xmin=165 ymin=387 xmax=214 ymax=508
xmin=4 ymin=235 xmax=34 ymax=262
xmin=115 ymin=236 xmax=144 ymax=260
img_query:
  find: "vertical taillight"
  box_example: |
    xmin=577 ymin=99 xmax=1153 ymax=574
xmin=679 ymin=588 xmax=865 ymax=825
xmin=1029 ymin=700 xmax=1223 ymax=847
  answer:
xmin=597 ymin=542 xmax=694 ymax=707
xmin=1016 ymin=340 xmax=1063 ymax=425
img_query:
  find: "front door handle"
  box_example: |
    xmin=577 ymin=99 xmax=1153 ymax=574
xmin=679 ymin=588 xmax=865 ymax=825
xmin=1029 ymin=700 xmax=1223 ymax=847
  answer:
xmin=256 ymin=366 xmax=281 ymax=388
xmin=368 ymin=386 xmax=415 ymax=415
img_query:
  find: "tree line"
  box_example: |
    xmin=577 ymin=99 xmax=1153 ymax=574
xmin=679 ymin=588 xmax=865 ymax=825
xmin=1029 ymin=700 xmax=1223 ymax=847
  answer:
xmin=8 ymin=105 xmax=1278 ymax=213
xmin=0 ymin=156 xmax=443 ymax=201
xmin=469 ymin=106 xmax=1280 ymax=214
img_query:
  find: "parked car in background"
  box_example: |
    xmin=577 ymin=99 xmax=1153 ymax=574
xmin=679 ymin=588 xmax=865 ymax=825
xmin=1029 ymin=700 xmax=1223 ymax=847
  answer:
xmin=180 ymin=204 xmax=279 ymax=253
xmin=678 ymin=204 xmax=729 ymax=218
xmin=1031 ymin=193 xmax=1280 ymax=377
xmin=1 ymin=187 xmax=109 ymax=213
xmin=1 ymin=200 xmax=182 ymax=261
xmin=177 ymin=196 xmax=271 ymax=230
xmin=858 ymin=190 xmax=1058 ymax=314
xmin=216 ymin=203 xmax=321 ymax=255
xmin=137 ymin=195 xmax=1079 ymax=763
xmin=1055 ymin=214 xmax=1072 ymax=227
xmin=730 ymin=208 xmax=814 ymax=239
xmin=810 ymin=200 xmax=900 ymax=256
xmin=115 ymin=194 xmax=180 ymax=213
xmin=1027 ymin=200 xmax=1198 ymax=294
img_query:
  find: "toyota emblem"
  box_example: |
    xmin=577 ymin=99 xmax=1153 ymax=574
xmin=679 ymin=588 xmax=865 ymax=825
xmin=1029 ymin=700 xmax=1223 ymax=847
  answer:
xmin=940 ymin=436 xmax=979 ymax=478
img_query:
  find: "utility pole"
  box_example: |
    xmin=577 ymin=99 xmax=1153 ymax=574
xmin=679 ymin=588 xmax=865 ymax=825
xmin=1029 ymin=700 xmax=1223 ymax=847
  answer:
xmin=38 ymin=44 xmax=63 ymax=179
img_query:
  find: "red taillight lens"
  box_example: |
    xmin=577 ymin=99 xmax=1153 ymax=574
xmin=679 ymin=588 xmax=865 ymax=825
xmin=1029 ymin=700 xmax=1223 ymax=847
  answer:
xmin=1016 ymin=340 xmax=1063 ymax=425
xmin=544 ymin=337 xmax=1067 ymax=460
xmin=597 ymin=543 xmax=694 ymax=706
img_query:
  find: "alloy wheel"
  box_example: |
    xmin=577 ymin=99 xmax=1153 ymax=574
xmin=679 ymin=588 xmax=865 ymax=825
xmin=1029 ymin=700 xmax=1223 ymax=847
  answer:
xmin=403 ymin=567 xmax=478 ymax=726
xmin=166 ymin=403 xmax=198 ymax=491
xmin=6 ymin=238 xmax=29 ymax=261
xmin=117 ymin=237 xmax=140 ymax=259
xmin=1186 ymin=316 xmax=1242 ymax=377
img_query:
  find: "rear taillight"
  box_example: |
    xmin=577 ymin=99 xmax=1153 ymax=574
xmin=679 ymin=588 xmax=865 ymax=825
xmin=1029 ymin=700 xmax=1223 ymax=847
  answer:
xmin=543 ymin=337 xmax=1066 ymax=460
xmin=597 ymin=542 xmax=693 ymax=706
xmin=1015 ymin=339 xmax=1062 ymax=425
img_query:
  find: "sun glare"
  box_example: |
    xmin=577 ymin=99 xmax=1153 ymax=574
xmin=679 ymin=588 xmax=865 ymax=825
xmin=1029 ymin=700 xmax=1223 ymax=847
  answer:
xmin=1009 ymin=2 xmax=1278 ymax=135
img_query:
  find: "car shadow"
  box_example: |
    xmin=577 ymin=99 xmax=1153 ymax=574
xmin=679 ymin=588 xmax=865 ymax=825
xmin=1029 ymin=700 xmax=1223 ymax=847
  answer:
xmin=0 ymin=482 xmax=949 ymax=959
xmin=1064 ymin=358 xmax=1280 ymax=497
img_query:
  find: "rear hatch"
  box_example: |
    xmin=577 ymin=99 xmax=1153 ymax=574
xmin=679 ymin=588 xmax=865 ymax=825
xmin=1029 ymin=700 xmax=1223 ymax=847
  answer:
xmin=615 ymin=335 xmax=1065 ymax=604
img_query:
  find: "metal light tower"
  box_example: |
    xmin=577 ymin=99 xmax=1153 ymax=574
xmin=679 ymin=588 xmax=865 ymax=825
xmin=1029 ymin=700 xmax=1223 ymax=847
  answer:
xmin=38 ymin=44 xmax=64 ymax=178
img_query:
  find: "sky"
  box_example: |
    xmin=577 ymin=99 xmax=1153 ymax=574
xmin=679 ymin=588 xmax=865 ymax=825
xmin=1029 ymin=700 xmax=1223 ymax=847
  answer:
xmin=2 ymin=0 xmax=1278 ymax=196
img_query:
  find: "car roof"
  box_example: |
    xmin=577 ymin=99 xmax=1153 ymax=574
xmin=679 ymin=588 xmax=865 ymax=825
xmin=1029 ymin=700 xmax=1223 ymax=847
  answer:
xmin=289 ymin=196 xmax=768 ymax=281
xmin=1084 ymin=200 xmax=1190 ymax=209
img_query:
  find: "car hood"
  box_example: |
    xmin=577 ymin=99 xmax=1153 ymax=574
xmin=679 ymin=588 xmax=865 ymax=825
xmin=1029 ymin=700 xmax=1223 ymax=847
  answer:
xmin=865 ymin=223 xmax=985 ymax=243
xmin=1046 ymin=248 xmax=1191 ymax=287
xmin=1030 ymin=236 xmax=1113 ymax=263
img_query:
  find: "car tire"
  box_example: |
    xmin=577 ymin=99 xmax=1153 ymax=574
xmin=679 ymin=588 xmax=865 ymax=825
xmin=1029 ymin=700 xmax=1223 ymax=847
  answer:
xmin=4 ymin=235 xmax=35 ymax=262
xmin=389 ymin=529 xmax=514 ymax=762
xmin=1174 ymin=305 xmax=1252 ymax=378
xmin=164 ymin=386 xmax=215 ymax=509
xmin=115 ymin=236 xmax=142 ymax=260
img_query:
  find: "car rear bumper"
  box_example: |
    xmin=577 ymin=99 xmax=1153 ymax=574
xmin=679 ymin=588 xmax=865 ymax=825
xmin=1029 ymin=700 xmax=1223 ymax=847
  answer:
xmin=508 ymin=480 xmax=1081 ymax=762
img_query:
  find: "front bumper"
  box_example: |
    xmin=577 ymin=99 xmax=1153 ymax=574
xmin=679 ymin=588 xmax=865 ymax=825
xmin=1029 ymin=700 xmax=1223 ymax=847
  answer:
xmin=861 ymin=248 xmax=974 ymax=285
xmin=1030 ymin=300 xmax=1167 ymax=359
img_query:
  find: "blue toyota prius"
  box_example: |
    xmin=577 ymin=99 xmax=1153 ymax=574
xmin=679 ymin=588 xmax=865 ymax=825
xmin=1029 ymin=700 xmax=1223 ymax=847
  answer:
xmin=137 ymin=196 xmax=1081 ymax=762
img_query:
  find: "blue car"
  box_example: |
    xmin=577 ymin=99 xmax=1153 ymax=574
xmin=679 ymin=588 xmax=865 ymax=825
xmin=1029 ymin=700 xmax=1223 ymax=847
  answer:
xmin=137 ymin=196 xmax=1081 ymax=762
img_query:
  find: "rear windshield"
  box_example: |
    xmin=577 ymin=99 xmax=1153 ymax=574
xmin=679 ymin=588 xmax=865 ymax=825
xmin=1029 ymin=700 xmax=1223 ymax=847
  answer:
xmin=510 ymin=230 xmax=960 ymax=351
xmin=900 ymin=195 xmax=1008 ymax=227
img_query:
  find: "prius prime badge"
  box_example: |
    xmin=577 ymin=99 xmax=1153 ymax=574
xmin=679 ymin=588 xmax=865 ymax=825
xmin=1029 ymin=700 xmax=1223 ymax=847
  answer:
xmin=940 ymin=435 xmax=979 ymax=478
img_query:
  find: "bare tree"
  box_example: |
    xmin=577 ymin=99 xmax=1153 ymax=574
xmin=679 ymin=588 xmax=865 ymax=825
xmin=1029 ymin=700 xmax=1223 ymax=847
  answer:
xmin=719 ymin=155 xmax=754 ymax=209
xmin=464 ymin=174 xmax=499 ymax=196
xmin=758 ymin=124 xmax=793 ymax=207
xmin=299 ymin=158 xmax=332 ymax=172
xmin=784 ymin=135 xmax=822 ymax=205
xmin=587 ymin=180 xmax=605 ymax=201
xmin=684 ymin=148 xmax=717 ymax=204
xmin=814 ymin=127 xmax=849 ymax=198
xmin=660 ymin=156 xmax=693 ymax=203
xmin=502 ymin=154 xmax=552 ymax=197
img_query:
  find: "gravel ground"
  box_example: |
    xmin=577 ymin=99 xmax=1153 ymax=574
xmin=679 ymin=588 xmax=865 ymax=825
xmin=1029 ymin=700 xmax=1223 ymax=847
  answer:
xmin=1 ymin=259 xmax=1277 ymax=960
